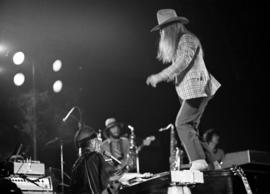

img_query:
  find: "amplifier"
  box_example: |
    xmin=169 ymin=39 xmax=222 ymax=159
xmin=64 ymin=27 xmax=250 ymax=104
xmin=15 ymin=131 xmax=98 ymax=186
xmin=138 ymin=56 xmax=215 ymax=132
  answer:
xmin=13 ymin=161 xmax=45 ymax=176
xmin=9 ymin=175 xmax=53 ymax=192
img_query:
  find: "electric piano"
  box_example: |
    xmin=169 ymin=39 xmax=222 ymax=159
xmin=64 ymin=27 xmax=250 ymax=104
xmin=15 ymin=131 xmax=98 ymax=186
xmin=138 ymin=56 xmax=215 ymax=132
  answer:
xmin=221 ymin=150 xmax=270 ymax=173
xmin=119 ymin=171 xmax=170 ymax=194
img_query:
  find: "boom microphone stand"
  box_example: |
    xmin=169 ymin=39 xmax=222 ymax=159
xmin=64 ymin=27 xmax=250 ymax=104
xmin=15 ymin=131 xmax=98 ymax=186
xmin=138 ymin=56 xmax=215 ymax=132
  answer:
xmin=60 ymin=138 xmax=64 ymax=193
xmin=45 ymin=136 xmax=65 ymax=193
xmin=61 ymin=106 xmax=81 ymax=193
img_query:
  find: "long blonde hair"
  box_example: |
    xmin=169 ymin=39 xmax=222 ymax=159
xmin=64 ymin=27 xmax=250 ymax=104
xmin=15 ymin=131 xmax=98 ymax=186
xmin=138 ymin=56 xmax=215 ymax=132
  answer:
xmin=157 ymin=23 xmax=187 ymax=63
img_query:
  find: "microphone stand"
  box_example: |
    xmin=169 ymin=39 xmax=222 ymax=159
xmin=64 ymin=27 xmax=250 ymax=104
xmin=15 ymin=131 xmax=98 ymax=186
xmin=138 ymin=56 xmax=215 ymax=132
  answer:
xmin=60 ymin=106 xmax=81 ymax=193
xmin=136 ymin=149 xmax=140 ymax=173
xmin=60 ymin=138 xmax=64 ymax=194
xmin=43 ymin=136 xmax=65 ymax=193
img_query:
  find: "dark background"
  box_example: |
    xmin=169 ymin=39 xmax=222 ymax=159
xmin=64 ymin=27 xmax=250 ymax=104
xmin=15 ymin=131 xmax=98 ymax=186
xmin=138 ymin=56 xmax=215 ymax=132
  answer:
xmin=0 ymin=0 xmax=269 ymax=177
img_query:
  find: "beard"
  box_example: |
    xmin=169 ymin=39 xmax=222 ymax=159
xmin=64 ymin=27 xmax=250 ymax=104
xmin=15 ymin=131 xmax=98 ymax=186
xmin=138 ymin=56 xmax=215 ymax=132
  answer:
xmin=109 ymin=130 xmax=121 ymax=139
xmin=110 ymin=133 xmax=120 ymax=139
xmin=157 ymin=31 xmax=177 ymax=64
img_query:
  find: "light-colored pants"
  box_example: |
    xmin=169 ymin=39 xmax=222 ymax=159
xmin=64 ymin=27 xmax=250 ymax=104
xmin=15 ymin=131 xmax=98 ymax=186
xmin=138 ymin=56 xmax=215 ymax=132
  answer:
xmin=175 ymin=97 xmax=215 ymax=163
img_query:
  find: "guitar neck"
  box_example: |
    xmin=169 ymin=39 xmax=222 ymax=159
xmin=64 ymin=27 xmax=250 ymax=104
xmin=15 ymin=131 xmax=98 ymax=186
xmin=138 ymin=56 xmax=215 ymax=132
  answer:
xmin=240 ymin=176 xmax=253 ymax=194
xmin=136 ymin=145 xmax=143 ymax=153
xmin=136 ymin=136 xmax=155 ymax=153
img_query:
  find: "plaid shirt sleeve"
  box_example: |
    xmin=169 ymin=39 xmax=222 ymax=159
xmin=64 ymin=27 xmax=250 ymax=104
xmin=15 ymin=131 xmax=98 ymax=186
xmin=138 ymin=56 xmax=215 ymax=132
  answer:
xmin=158 ymin=34 xmax=198 ymax=81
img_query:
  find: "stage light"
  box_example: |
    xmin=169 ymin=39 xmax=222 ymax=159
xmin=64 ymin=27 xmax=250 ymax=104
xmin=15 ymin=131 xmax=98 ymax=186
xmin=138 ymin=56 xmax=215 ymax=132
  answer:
xmin=0 ymin=44 xmax=9 ymax=56
xmin=0 ymin=66 xmax=4 ymax=74
xmin=13 ymin=73 xmax=25 ymax=86
xmin=52 ymin=59 xmax=62 ymax=72
xmin=53 ymin=80 xmax=63 ymax=93
xmin=13 ymin=51 xmax=25 ymax=65
xmin=0 ymin=44 xmax=6 ymax=53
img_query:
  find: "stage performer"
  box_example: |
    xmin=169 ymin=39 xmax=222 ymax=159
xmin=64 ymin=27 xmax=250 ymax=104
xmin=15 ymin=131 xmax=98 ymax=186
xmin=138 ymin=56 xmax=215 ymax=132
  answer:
xmin=146 ymin=9 xmax=221 ymax=171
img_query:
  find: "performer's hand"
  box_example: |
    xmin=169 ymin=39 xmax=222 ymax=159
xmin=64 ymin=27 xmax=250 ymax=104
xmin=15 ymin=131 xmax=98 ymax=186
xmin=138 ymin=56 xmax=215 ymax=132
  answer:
xmin=109 ymin=174 xmax=121 ymax=182
xmin=146 ymin=74 xmax=160 ymax=88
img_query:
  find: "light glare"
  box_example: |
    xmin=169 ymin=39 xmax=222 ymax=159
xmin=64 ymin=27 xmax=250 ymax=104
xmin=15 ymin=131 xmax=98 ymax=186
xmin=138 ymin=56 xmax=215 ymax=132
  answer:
xmin=0 ymin=66 xmax=5 ymax=74
xmin=53 ymin=80 xmax=63 ymax=93
xmin=0 ymin=44 xmax=6 ymax=53
xmin=13 ymin=51 xmax=25 ymax=65
xmin=52 ymin=59 xmax=62 ymax=72
xmin=13 ymin=73 xmax=25 ymax=86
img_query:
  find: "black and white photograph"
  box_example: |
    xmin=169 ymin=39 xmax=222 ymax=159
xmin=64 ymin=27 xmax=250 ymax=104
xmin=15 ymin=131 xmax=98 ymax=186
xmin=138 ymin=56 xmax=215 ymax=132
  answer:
xmin=0 ymin=0 xmax=269 ymax=193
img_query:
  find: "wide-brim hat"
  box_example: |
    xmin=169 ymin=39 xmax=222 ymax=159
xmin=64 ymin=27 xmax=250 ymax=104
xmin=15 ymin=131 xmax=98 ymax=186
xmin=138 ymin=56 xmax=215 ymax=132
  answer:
xmin=103 ymin=118 xmax=124 ymax=138
xmin=151 ymin=9 xmax=189 ymax=32
xmin=74 ymin=125 xmax=97 ymax=148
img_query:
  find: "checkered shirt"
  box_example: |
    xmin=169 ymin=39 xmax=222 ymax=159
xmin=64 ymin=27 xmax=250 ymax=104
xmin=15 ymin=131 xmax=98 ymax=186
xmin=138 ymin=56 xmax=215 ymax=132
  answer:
xmin=158 ymin=33 xmax=221 ymax=100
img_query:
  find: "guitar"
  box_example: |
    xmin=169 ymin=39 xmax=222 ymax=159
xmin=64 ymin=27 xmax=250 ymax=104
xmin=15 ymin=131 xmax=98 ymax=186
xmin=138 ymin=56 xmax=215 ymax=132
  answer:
xmin=231 ymin=165 xmax=253 ymax=194
xmin=114 ymin=136 xmax=156 ymax=174
xmin=107 ymin=136 xmax=156 ymax=193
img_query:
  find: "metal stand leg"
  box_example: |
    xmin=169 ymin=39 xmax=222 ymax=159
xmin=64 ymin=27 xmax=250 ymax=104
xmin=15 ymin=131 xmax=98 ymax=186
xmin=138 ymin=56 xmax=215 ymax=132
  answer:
xmin=60 ymin=140 xmax=64 ymax=193
xmin=136 ymin=154 xmax=140 ymax=173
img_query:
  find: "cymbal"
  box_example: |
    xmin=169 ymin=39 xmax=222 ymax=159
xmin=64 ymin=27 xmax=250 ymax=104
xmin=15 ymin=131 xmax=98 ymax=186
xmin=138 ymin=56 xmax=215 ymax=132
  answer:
xmin=44 ymin=137 xmax=72 ymax=147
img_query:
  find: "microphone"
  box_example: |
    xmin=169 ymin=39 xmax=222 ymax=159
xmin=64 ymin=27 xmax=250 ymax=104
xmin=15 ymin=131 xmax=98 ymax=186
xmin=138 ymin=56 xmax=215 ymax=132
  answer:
xmin=44 ymin=137 xmax=59 ymax=146
xmin=159 ymin=123 xmax=174 ymax=132
xmin=62 ymin=107 xmax=76 ymax=122
xmin=128 ymin=125 xmax=134 ymax=131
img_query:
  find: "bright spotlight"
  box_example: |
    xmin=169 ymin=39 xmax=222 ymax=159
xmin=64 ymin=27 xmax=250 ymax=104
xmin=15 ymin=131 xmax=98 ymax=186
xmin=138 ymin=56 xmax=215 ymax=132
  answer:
xmin=52 ymin=59 xmax=62 ymax=72
xmin=53 ymin=80 xmax=63 ymax=93
xmin=13 ymin=51 xmax=25 ymax=65
xmin=13 ymin=73 xmax=25 ymax=86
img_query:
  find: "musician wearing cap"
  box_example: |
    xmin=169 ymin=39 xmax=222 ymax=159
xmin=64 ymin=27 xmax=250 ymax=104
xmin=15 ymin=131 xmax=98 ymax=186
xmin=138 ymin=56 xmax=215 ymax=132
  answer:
xmin=70 ymin=125 xmax=114 ymax=194
xmin=146 ymin=9 xmax=221 ymax=171
xmin=101 ymin=118 xmax=130 ymax=171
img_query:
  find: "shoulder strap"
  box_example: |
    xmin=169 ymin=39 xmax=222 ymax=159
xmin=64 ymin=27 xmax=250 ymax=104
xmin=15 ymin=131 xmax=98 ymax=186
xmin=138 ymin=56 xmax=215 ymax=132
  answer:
xmin=175 ymin=45 xmax=201 ymax=85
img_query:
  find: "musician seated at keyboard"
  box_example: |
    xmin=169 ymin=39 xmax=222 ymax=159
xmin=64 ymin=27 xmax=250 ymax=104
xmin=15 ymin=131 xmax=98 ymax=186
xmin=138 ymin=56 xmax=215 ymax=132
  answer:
xmin=71 ymin=125 xmax=117 ymax=194
xmin=203 ymin=128 xmax=225 ymax=164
